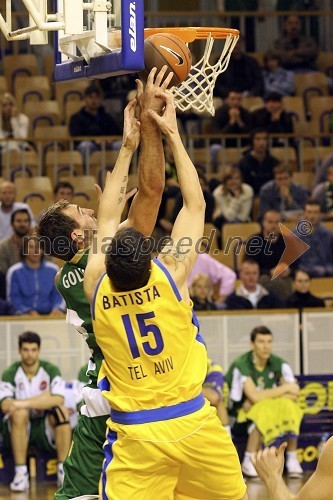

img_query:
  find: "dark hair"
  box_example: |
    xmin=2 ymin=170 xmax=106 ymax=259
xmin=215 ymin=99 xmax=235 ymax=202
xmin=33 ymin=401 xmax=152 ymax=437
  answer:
xmin=84 ymin=84 xmax=101 ymax=97
xmin=263 ymin=50 xmax=281 ymax=67
xmin=273 ymin=164 xmax=292 ymax=177
xmin=242 ymin=258 xmax=259 ymax=268
xmin=19 ymin=331 xmax=41 ymax=348
xmin=11 ymin=208 xmax=31 ymax=225
xmin=250 ymin=128 xmax=268 ymax=146
xmin=250 ymin=325 xmax=272 ymax=342
xmin=262 ymin=208 xmax=280 ymax=220
xmin=36 ymin=200 xmax=80 ymax=260
xmin=293 ymin=269 xmax=311 ymax=281
xmin=265 ymin=91 xmax=283 ymax=103
xmin=54 ymin=181 xmax=74 ymax=195
xmin=105 ymin=227 xmax=152 ymax=291
xmin=304 ymin=199 xmax=321 ymax=210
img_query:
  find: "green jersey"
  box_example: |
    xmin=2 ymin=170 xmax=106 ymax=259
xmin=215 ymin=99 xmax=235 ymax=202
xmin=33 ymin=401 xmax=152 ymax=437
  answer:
xmin=57 ymin=248 xmax=103 ymax=386
xmin=225 ymin=351 xmax=295 ymax=418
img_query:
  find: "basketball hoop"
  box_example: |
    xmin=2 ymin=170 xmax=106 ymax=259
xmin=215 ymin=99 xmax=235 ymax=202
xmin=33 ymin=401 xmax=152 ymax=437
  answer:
xmin=144 ymin=27 xmax=240 ymax=116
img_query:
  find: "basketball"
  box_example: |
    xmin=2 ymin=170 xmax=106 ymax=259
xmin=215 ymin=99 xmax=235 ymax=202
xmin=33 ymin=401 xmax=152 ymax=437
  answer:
xmin=139 ymin=33 xmax=192 ymax=88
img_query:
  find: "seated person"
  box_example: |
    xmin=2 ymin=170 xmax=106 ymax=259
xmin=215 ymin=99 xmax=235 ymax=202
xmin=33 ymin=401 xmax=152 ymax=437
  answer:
xmin=286 ymin=269 xmax=325 ymax=309
xmin=262 ymin=51 xmax=295 ymax=98
xmin=53 ymin=181 xmax=74 ymax=203
xmin=225 ymin=325 xmax=303 ymax=479
xmin=245 ymin=209 xmax=293 ymax=301
xmin=188 ymin=252 xmax=236 ymax=306
xmin=312 ymin=165 xmax=333 ymax=219
xmin=272 ymin=15 xmax=318 ymax=72
xmin=259 ymin=164 xmax=308 ymax=221
xmin=295 ymin=200 xmax=333 ymax=277
xmin=6 ymin=237 xmax=64 ymax=316
xmin=237 ymin=129 xmax=280 ymax=195
xmin=190 ymin=273 xmax=217 ymax=311
xmin=250 ymin=92 xmax=294 ymax=145
xmin=0 ymin=331 xmax=71 ymax=491
xmin=0 ymin=92 xmax=31 ymax=153
xmin=225 ymin=259 xmax=283 ymax=310
xmin=69 ymin=84 xmax=122 ymax=165
xmin=0 ymin=208 xmax=32 ymax=274
xmin=213 ymin=166 xmax=253 ymax=231
xmin=0 ymin=181 xmax=35 ymax=241
xmin=203 ymin=358 xmax=230 ymax=433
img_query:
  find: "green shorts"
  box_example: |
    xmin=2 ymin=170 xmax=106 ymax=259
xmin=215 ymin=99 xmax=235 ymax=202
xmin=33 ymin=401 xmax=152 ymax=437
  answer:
xmin=2 ymin=415 xmax=55 ymax=453
xmin=55 ymin=413 xmax=107 ymax=500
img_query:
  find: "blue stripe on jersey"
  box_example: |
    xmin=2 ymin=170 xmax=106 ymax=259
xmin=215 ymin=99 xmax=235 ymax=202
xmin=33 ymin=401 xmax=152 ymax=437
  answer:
xmin=192 ymin=310 xmax=205 ymax=346
xmin=111 ymin=393 xmax=205 ymax=424
xmin=91 ymin=272 xmax=107 ymax=320
xmin=102 ymin=429 xmax=117 ymax=500
xmin=153 ymin=258 xmax=182 ymax=302
xmin=98 ymin=376 xmax=111 ymax=392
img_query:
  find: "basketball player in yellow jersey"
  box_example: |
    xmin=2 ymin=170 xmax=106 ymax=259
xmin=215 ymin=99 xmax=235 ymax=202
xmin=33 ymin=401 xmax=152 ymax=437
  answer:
xmin=84 ymin=88 xmax=247 ymax=500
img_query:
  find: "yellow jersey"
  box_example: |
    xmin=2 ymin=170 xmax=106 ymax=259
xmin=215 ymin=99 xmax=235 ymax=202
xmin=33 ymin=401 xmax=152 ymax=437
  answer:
xmin=92 ymin=258 xmax=207 ymax=417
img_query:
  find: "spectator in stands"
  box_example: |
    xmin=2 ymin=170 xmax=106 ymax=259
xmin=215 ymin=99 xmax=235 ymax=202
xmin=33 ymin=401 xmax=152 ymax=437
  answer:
xmin=0 ymin=331 xmax=71 ymax=491
xmin=171 ymin=169 xmax=215 ymax=225
xmin=203 ymin=358 xmax=230 ymax=433
xmin=237 ymin=129 xmax=280 ymax=195
xmin=272 ymin=15 xmax=319 ymax=72
xmin=312 ymin=165 xmax=333 ymax=218
xmin=294 ymin=200 xmax=333 ymax=277
xmin=190 ymin=273 xmax=217 ymax=311
xmin=286 ymin=269 xmax=325 ymax=309
xmin=213 ymin=166 xmax=254 ymax=231
xmin=0 ymin=182 xmax=35 ymax=240
xmin=225 ymin=259 xmax=283 ymax=309
xmin=250 ymin=92 xmax=294 ymax=143
xmin=226 ymin=325 xmax=303 ymax=479
xmin=262 ymin=51 xmax=295 ymax=98
xmin=252 ymin=437 xmax=333 ymax=500
xmin=0 ymin=92 xmax=31 ymax=154
xmin=7 ymin=237 xmax=64 ymax=316
xmin=214 ymin=37 xmax=264 ymax=98
xmin=188 ymin=252 xmax=236 ymax=306
xmin=53 ymin=181 xmax=74 ymax=202
xmin=211 ymin=90 xmax=252 ymax=142
xmin=314 ymin=150 xmax=333 ymax=185
xmin=0 ymin=208 xmax=31 ymax=274
xmin=69 ymin=84 xmax=122 ymax=166
xmin=245 ymin=209 xmax=293 ymax=301
xmin=259 ymin=164 xmax=308 ymax=220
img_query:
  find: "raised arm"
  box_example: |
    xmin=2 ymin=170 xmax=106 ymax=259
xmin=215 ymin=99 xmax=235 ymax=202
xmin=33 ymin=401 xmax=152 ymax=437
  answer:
xmin=84 ymin=100 xmax=140 ymax=303
xmin=149 ymin=90 xmax=205 ymax=298
xmin=121 ymin=66 xmax=174 ymax=236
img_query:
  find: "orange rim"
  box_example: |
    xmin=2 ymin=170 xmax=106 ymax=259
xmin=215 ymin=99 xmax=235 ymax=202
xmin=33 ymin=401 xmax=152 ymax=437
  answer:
xmin=144 ymin=27 xmax=239 ymax=43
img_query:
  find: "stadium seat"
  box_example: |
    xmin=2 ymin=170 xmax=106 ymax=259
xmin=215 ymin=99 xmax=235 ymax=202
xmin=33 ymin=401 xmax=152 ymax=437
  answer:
xmin=241 ymin=96 xmax=264 ymax=112
xmin=3 ymin=54 xmax=39 ymax=92
xmin=14 ymin=76 xmax=51 ymax=112
xmin=66 ymin=175 xmax=97 ymax=200
xmin=34 ymin=125 xmax=70 ymax=153
xmin=293 ymin=171 xmax=314 ymax=191
xmin=322 ymin=221 xmax=333 ymax=232
xmin=316 ymin=51 xmax=333 ymax=76
xmin=282 ymin=96 xmax=306 ymax=123
xmin=25 ymin=193 xmax=53 ymax=217
xmin=222 ymin=222 xmax=260 ymax=270
xmin=15 ymin=176 xmax=53 ymax=202
xmin=65 ymin=100 xmax=84 ymax=124
xmin=1 ymin=150 xmax=39 ymax=179
xmin=270 ymin=146 xmax=298 ymax=170
xmin=89 ymin=150 xmax=121 ymax=182
xmin=294 ymin=72 xmax=329 ymax=113
xmin=24 ymin=100 xmax=61 ymax=134
xmin=190 ymin=148 xmax=212 ymax=171
xmin=46 ymin=151 xmax=84 ymax=181
xmin=55 ymin=80 xmax=89 ymax=122
xmin=0 ymin=76 xmax=8 ymax=94
xmin=310 ymin=277 xmax=333 ymax=298
xmin=203 ymin=222 xmax=219 ymax=253
xmin=247 ymin=52 xmax=264 ymax=67
xmin=308 ymin=96 xmax=333 ymax=134
xmin=217 ymin=147 xmax=246 ymax=167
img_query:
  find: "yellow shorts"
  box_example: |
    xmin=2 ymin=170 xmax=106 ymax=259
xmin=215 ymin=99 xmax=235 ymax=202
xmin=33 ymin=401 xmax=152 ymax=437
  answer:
xmin=100 ymin=400 xmax=246 ymax=500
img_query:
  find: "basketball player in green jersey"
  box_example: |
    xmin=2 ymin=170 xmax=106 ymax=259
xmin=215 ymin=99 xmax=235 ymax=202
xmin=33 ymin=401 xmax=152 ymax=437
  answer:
xmin=37 ymin=67 xmax=173 ymax=500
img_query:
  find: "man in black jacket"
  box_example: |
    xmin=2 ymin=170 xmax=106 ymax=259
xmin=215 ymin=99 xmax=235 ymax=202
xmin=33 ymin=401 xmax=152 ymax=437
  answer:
xmin=69 ymin=84 xmax=122 ymax=168
xmin=225 ymin=259 xmax=283 ymax=309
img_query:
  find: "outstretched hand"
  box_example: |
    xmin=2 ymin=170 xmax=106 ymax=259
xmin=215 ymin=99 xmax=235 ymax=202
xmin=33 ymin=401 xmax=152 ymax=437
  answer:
xmin=136 ymin=66 xmax=175 ymax=117
xmin=251 ymin=442 xmax=288 ymax=482
xmin=147 ymin=90 xmax=178 ymax=139
xmin=123 ymin=98 xmax=140 ymax=151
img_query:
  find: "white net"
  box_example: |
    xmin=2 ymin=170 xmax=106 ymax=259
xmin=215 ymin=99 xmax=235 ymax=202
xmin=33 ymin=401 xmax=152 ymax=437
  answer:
xmin=173 ymin=33 xmax=239 ymax=117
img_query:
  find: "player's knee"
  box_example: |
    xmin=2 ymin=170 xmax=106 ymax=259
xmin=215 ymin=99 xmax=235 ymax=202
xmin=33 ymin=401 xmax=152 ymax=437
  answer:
xmin=48 ymin=405 xmax=70 ymax=427
xmin=10 ymin=408 xmax=29 ymax=424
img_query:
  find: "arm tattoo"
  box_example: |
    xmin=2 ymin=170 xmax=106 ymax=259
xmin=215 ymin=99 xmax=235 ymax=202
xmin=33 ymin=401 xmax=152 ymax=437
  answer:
xmin=161 ymin=246 xmax=191 ymax=271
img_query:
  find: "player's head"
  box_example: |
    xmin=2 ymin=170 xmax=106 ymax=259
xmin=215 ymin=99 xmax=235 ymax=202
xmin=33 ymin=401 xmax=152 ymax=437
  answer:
xmin=250 ymin=326 xmax=273 ymax=361
xmin=36 ymin=200 xmax=97 ymax=260
xmin=18 ymin=331 xmax=41 ymax=366
xmin=105 ymin=227 xmax=152 ymax=292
